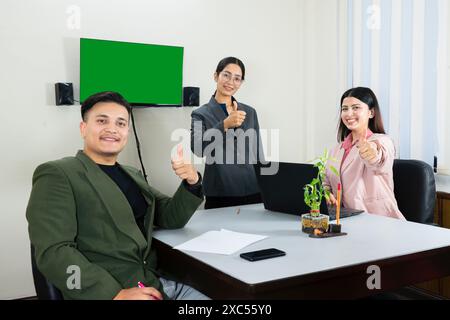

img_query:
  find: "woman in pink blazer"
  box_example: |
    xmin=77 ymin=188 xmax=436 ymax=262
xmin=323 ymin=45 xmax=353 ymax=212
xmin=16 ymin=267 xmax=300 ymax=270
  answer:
xmin=324 ymin=87 xmax=404 ymax=220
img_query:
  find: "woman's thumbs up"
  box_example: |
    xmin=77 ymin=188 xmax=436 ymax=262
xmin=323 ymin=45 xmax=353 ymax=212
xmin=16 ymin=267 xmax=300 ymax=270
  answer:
xmin=357 ymin=128 xmax=378 ymax=164
xmin=224 ymin=101 xmax=246 ymax=130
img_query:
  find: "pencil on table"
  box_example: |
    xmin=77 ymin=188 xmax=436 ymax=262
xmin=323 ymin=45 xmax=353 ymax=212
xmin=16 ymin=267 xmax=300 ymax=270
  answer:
xmin=336 ymin=183 xmax=341 ymax=225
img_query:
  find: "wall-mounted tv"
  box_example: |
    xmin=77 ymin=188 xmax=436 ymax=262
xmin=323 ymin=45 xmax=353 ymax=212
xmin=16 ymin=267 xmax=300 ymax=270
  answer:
xmin=80 ymin=38 xmax=183 ymax=106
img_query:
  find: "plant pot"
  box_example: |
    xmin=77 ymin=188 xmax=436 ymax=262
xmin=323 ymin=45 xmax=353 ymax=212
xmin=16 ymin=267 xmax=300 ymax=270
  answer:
xmin=301 ymin=211 xmax=329 ymax=234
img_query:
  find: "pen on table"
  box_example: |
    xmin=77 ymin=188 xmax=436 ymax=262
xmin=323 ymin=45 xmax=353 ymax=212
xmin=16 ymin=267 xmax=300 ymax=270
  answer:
xmin=137 ymin=281 xmax=162 ymax=300
xmin=336 ymin=183 xmax=341 ymax=225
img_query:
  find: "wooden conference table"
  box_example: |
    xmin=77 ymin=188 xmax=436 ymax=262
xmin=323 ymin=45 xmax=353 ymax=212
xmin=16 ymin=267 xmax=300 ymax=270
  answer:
xmin=153 ymin=204 xmax=450 ymax=299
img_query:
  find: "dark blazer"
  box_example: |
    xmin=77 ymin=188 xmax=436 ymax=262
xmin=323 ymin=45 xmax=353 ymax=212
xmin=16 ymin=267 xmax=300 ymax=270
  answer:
xmin=190 ymin=96 xmax=263 ymax=197
xmin=26 ymin=151 xmax=203 ymax=300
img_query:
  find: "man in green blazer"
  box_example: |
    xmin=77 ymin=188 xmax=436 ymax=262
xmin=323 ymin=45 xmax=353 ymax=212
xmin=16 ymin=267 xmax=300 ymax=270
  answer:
xmin=26 ymin=91 xmax=207 ymax=300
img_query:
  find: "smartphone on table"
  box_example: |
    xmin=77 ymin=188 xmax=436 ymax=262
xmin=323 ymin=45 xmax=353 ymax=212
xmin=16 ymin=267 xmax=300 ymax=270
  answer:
xmin=240 ymin=248 xmax=286 ymax=262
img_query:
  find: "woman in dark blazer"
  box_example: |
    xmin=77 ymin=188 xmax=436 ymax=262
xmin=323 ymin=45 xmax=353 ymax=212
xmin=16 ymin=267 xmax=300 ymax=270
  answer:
xmin=191 ymin=57 xmax=263 ymax=209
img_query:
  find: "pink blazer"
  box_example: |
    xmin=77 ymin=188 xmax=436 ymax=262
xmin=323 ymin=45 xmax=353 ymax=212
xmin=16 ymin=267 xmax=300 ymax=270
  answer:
xmin=324 ymin=134 xmax=405 ymax=220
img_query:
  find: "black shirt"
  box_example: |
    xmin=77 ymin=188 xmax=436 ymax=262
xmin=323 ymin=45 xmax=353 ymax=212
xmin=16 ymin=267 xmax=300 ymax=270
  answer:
xmin=98 ymin=163 xmax=148 ymax=237
xmin=98 ymin=163 xmax=203 ymax=238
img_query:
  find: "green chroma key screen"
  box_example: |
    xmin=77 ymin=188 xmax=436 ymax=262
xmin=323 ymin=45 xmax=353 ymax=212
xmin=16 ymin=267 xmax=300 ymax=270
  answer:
xmin=80 ymin=38 xmax=183 ymax=106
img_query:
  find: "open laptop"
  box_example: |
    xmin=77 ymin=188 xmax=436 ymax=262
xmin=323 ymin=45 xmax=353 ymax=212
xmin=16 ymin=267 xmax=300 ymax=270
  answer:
xmin=254 ymin=162 xmax=364 ymax=220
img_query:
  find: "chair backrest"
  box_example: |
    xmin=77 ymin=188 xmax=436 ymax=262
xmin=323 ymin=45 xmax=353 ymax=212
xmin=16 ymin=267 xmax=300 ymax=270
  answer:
xmin=392 ymin=159 xmax=436 ymax=224
xmin=30 ymin=245 xmax=63 ymax=300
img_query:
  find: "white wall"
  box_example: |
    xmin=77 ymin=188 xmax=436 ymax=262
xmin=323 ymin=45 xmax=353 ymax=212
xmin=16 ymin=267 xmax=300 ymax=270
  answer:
xmin=300 ymin=0 xmax=347 ymax=162
xmin=441 ymin=2 xmax=450 ymax=174
xmin=0 ymin=0 xmax=341 ymax=299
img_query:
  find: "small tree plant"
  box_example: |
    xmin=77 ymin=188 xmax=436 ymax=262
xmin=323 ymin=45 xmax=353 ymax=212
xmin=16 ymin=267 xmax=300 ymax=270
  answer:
xmin=304 ymin=149 xmax=339 ymax=217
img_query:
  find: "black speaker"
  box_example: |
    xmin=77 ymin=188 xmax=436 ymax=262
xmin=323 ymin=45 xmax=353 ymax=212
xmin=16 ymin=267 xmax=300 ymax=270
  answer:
xmin=55 ymin=83 xmax=74 ymax=105
xmin=183 ymin=87 xmax=200 ymax=106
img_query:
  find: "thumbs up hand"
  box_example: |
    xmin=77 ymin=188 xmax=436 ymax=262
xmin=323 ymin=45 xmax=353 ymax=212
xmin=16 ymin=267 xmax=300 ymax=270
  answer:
xmin=231 ymin=100 xmax=238 ymax=112
xmin=356 ymin=129 xmax=378 ymax=164
xmin=224 ymin=101 xmax=246 ymax=130
xmin=171 ymin=144 xmax=199 ymax=185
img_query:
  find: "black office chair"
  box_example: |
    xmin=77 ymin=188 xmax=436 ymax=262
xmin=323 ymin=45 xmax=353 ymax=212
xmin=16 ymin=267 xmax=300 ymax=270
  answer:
xmin=369 ymin=159 xmax=440 ymax=300
xmin=30 ymin=245 xmax=63 ymax=300
xmin=392 ymin=159 xmax=436 ymax=224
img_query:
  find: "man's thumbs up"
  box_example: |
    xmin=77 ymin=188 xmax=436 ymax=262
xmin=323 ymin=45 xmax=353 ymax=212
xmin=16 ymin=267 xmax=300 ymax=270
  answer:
xmin=171 ymin=144 xmax=199 ymax=185
xmin=177 ymin=144 xmax=184 ymax=161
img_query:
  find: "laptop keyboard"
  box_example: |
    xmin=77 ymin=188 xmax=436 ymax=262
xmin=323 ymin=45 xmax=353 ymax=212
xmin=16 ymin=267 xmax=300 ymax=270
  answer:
xmin=327 ymin=206 xmax=364 ymax=220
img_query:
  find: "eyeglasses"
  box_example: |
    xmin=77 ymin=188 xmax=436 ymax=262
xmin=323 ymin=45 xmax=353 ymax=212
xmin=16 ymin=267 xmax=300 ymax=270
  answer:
xmin=220 ymin=71 xmax=243 ymax=85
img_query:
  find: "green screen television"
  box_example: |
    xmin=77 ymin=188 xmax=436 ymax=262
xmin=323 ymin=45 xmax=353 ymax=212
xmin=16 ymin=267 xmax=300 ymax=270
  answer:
xmin=80 ymin=38 xmax=183 ymax=106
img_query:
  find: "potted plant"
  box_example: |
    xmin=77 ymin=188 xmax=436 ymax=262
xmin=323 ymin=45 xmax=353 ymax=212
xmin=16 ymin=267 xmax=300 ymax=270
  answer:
xmin=301 ymin=149 xmax=339 ymax=234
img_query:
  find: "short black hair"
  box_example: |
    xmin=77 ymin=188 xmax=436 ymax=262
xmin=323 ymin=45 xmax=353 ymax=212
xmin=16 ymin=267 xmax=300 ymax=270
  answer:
xmin=81 ymin=91 xmax=131 ymax=121
xmin=215 ymin=57 xmax=246 ymax=80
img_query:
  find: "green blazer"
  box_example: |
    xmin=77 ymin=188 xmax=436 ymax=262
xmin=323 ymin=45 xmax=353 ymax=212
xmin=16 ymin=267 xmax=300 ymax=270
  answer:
xmin=26 ymin=151 xmax=203 ymax=300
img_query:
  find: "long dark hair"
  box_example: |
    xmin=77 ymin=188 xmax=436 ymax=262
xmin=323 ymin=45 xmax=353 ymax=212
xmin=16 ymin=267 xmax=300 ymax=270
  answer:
xmin=215 ymin=57 xmax=245 ymax=80
xmin=337 ymin=87 xmax=385 ymax=142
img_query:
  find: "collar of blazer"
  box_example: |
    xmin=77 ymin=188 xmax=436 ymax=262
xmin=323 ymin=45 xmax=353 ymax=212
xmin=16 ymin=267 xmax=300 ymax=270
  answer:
xmin=75 ymin=150 xmax=151 ymax=250
xmin=208 ymin=96 xmax=229 ymax=121
xmin=208 ymin=95 xmax=241 ymax=118
xmin=339 ymin=143 xmax=357 ymax=174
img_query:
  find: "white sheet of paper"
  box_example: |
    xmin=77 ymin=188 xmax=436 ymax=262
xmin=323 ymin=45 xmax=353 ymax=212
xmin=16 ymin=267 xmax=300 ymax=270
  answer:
xmin=173 ymin=229 xmax=268 ymax=255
